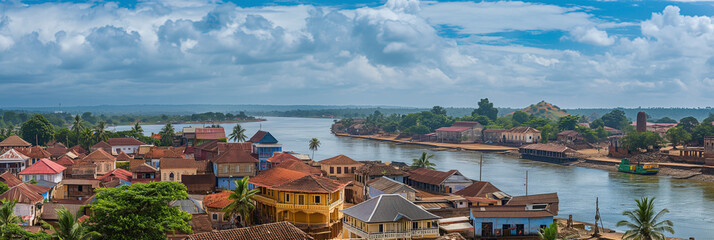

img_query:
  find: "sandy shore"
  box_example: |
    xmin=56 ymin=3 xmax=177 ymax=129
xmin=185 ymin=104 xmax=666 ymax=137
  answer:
xmin=554 ymin=218 xmax=686 ymax=240
xmin=334 ymin=133 xmax=516 ymax=151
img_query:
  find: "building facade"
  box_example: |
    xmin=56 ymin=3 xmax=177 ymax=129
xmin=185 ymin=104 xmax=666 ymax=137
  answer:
xmin=319 ymin=155 xmax=362 ymax=178
xmin=342 ymin=194 xmax=440 ymax=240
xmin=502 ymin=127 xmax=541 ymax=145
xmin=211 ymin=148 xmax=258 ymax=190
xmin=249 ymin=131 xmax=283 ymax=171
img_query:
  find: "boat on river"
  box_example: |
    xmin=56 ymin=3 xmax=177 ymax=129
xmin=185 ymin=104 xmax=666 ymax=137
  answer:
xmin=617 ymin=159 xmax=659 ymax=175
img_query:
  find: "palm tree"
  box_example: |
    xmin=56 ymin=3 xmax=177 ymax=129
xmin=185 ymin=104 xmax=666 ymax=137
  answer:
xmin=538 ymin=222 xmax=557 ymax=240
xmin=159 ymin=123 xmax=175 ymax=147
xmin=132 ymin=121 xmax=143 ymax=135
xmin=411 ymin=151 xmax=436 ymax=169
xmin=222 ymin=177 xmax=259 ymax=227
xmin=229 ymin=124 xmax=247 ymax=142
xmin=616 ymin=197 xmax=674 ymax=240
xmin=50 ymin=207 xmax=101 ymax=240
xmin=308 ymin=138 xmax=320 ymax=159
xmin=94 ymin=121 xmax=107 ymax=142
xmin=0 ymin=199 xmax=21 ymax=239
xmin=71 ymin=115 xmax=84 ymax=145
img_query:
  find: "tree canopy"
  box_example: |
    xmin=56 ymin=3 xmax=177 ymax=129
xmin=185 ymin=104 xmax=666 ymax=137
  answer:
xmin=601 ymin=109 xmax=630 ymax=130
xmin=87 ymin=181 xmax=192 ymax=240
xmin=473 ymin=98 xmax=498 ymax=121
xmin=20 ymin=114 xmax=54 ymax=146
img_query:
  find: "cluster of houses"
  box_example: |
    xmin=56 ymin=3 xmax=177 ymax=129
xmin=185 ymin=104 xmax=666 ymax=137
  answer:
xmin=0 ymin=128 xmax=560 ymax=240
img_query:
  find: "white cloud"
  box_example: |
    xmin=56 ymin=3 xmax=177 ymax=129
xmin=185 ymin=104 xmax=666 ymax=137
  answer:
xmin=569 ymin=26 xmax=616 ymax=46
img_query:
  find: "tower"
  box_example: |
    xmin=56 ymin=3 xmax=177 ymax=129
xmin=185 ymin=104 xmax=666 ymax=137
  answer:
xmin=636 ymin=111 xmax=647 ymax=133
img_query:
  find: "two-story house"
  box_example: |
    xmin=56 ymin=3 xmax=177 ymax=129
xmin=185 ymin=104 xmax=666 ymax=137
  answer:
xmin=249 ymin=167 xmax=349 ymax=239
xmin=18 ymin=158 xmax=65 ymax=183
xmin=248 ymin=131 xmax=282 ymax=171
xmin=319 ymin=155 xmax=362 ymax=179
xmin=0 ymin=183 xmax=48 ymax=226
xmin=211 ymin=148 xmax=258 ymax=190
xmin=502 ymin=127 xmax=541 ymax=145
xmin=0 ymin=148 xmax=30 ymax=174
xmin=107 ymin=138 xmax=145 ymax=155
xmin=0 ymin=135 xmax=32 ymax=150
xmin=342 ymin=194 xmax=441 ymax=240
xmin=159 ymin=157 xmax=198 ymax=182
xmin=80 ymin=148 xmax=116 ymax=176
xmin=471 ymin=193 xmax=559 ymax=238
xmin=404 ymin=168 xmax=472 ymax=194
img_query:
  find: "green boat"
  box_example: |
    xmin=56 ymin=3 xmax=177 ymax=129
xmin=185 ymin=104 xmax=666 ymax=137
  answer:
xmin=617 ymin=159 xmax=659 ymax=175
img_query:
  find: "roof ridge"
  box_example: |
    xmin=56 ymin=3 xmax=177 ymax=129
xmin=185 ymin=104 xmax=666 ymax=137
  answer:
xmin=367 ymin=194 xmax=383 ymax=222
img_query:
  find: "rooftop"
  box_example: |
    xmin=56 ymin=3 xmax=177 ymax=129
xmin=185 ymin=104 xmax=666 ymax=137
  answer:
xmin=160 ymin=158 xmax=199 ymax=169
xmin=18 ymin=158 xmax=66 ymax=175
xmin=367 ymin=176 xmax=416 ymax=194
xmin=266 ymin=152 xmax=301 ymax=164
xmin=406 ymin=168 xmax=463 ymax=186
xmin=108 ymin=138 xmax=145 ymax=146
xmin=341 ymin=194 xmax=440 ymax=223
xmin=453 ymin=181 xmax=502 ymax=198
xmin=319 ymin=154 xmax=361 ymax=165
xmin=187 ymin=221 xmax=312 ymax=240
xmin=203 ymin=191 xmax=232 ymax=209
xmin=505 ymin=126 xmax=541 ymax=134
xmin=248 ymin=131 xmax=278 ymax=144
xmin=212 ymin=148 xmax=258 ymax=164
xmin=195 ymin=128 xmax=226 ymax=140
xmin=0 ymin=135 xmax=31 ymax=147
xmin=250 ymin=168 xmax=347 ymax=193
xmin=273 ymin=159 xmax=322 ymax=176
xmin=82 ymin=149 xmax=116 ymax=162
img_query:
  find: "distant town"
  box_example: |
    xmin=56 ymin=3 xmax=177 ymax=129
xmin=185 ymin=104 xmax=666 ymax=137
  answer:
xmin=0 ymin=99 xmax=708 ymax=239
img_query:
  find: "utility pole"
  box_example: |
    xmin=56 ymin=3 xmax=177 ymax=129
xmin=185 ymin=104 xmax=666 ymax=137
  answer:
xmin=479 ymin=154 xmax=483 ymax=181
xmin=526 ymin=170 xmax=528 ymax=196
xmin=594 ymin=197 xmax=601 ymax=237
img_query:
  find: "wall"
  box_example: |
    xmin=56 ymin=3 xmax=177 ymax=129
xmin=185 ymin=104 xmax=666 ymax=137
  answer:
xmin=161 ymin=168 xmax=197 ymax=182
xmin=321 ymin=164 xmax=360 ymax=178
xmin=472 ymin=216 xmax=553 ymax=236
xmin=112 ymin=145 xmax=140 ymax=155
xmin=214 ymin=163 xmax=255 ymax=178
xmin=22 ymin=172 xmax=62 ymax=183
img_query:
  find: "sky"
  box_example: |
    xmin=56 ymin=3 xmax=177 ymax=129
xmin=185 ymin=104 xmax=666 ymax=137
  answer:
xmin=1 ymin=0 xmax=714 ymax=108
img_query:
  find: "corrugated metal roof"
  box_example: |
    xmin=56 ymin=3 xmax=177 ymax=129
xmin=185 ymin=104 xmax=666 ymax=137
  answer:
xmin=342 ymin=194 xmax=440 ymax=223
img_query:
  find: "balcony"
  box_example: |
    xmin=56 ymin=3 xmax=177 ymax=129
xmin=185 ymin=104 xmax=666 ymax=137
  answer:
xmin=255 ymin=195 xmax=343 ymax=212
xmin=252 ymin=195 xmax=276 ymax=205
xmin=343 ymin=222 xmax=439 ymax=239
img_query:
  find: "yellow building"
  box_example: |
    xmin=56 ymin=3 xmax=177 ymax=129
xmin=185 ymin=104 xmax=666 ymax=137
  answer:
xmin=159 ymin=157 xmax=198 ymax=182
xmin=249 ymin=167 xmax=349 ymax=240
xmin=341 ymin=194 xmax=441 ymax=239
xmin=319 ymin=154 xmax=362 ymax=178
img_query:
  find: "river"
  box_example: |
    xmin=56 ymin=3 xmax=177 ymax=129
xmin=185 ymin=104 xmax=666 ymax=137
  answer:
xmin=113 ymin=117 xmax=714 ymax=238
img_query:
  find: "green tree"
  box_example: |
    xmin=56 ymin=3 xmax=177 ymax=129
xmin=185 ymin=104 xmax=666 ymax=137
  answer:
xmin=94 ymin=121 xmax=108 ymax=142
xmin=525 ymin=118 xmax=550 ymax=129
xmin=601 ymin=109 xmax=629 ymax=130
xmin=87 ymin=182 xmax=192 ymax=240
xmin=71 ymin=115 xmax=84 ymax=146
xmin=473 ymin=98 xmax=498 ymax=121
xmin=665 ymin=126 xmax=691 ymax=149
xmin=537 ymin=124 xmax=554 ymax=143
xmin=538 ymin=222 xmax=557 ymax=240
xmin=702 ymin=113 xmax=714 ymax=124
xmin=341 ymin=118 xmax=355 ymax=129
xmin=512 ymin=111 xmax=530 ymax=125
xmin=382 ymin=122 xmax=399 ymax=133
xmin=20 ymin=114 xmax=54 ymax=146
xmin=654 ymin=117 xmax=677 ymax=124
xmin=411 ymin=151 xmax=436 ymax=169
xmin=51 ymin=207 xmax=100 ymax=240
xmin=430 ymin=106 xmax=447 ymax=115
xmin=0 ymin=183 xmax=8 ymax=195
xmin=222 ymin=177 xmax=259 ymax=227
xmin=308 ymin=138 xmax=321 ymax=160
xmin=228 ymin=124 xmax=247 ymax=142
xmin=557 ymin=115 xmax=579 ymax=131
xmin=131 ymin=121 xmax=143 ymax=135
xmin=403 ymin=125 xmax=431 ymax=135
xmin=29 ymin=179 xmax=37 ymax=185
xmin=691 ymin=122 xmax=714 ymax=145
xmin=622 ymin=131 xmax=663 ymax=152
xmin=159 ymin=123 xmax=175 ymax=147
xmin=590 ymin=119 xmax=605 ymax=129
xmin=678 ymin=116 xmax=699 ymax=133
xmin=0 ymin=199 xmax=48 ymax=239
xmin=616 ymin=197 xmax=674 ymax=240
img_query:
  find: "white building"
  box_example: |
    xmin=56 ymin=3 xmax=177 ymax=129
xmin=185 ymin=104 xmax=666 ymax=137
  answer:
xmin=108 ymin=138 xmax=146 ymax=155
xmin=18 ymin=158 xmax=66 ymax=183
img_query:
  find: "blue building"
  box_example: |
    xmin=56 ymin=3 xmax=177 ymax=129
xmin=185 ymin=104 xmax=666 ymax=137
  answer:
xmin=470 ymin=193 xmax=558 ymax=238
xmin=248 ymin=131 xmax=282 ymax=171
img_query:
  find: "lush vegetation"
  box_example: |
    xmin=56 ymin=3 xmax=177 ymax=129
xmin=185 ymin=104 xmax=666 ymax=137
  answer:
xmin=86 ymin=181 xmax=192 ymax=240
xmin=616 ymin=197 xmax=674 ymax=240
xmin=309 ymin=138 xmax=321 ymax=160
xmin=411 ymin=151 xmax=436 ymax=169
xmin=222 ymin=177 xmax=259 ymax=227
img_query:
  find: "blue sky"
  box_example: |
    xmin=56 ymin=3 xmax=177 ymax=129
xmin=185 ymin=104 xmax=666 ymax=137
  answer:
xmin=1 ymin=0 xmax=714 ymax=108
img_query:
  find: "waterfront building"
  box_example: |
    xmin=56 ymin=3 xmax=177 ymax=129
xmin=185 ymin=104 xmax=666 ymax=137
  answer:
xmin=404 ymin=168 xmax=472 ymax=193
xmin=186 ymin=221 xmax=313 ymax=240
xmin=319 ymin=155 xmax=362 ymax=179
xmin=0 ymin=148 xmax=30 ymax=174
xmin=18 ymin=158 xmax=65 ymax=183
xmin=470 ymin=193 xmax=558 ymax=238
xmin=107 ymin=138 xmax=145 ymax=155
xmin=705 ymin=136 xmax=714 ymax=156
xmin=249 ymin=167 xmax=349 ymax=239
xmin=341 ymin=194 xmax=441 ymax=239
xmin=502 ymin=127 xmax=541 ymax=145
xmin=518 ymin=144 xmax=578 ymax=163
xmin=248 ymin=131 xmax=282 ymax=171
xmin=454 ymin=181 xmax=510 ymax=206
xmin=482 ymin=129 xmax=507 ymax=143
xmin=435 ymin=121 xmax=483 ymax=143
xmin=556 ymin=130 xmax=582 ymax=145
xmin=0 ymin=135 xmax=32 ymax=150
xmin=159 ymin=157 xmax=198 ymax=182
xmin=366 ymin=176 xmax=417 ymax=201
xmin=211 ymin=147 xmax=258 ymax=190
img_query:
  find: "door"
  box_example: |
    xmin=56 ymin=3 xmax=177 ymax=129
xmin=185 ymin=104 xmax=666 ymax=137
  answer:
xmin=481 ymin=222 xmax=493 ymax=237
xmin=298 ymin=195 xmax=305 ymax=205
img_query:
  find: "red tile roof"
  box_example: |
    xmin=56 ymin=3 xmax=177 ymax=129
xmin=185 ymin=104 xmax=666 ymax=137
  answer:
xmin=98 ymin=168 xmax=133 ymax=182
xmin=248 ymin=131 xmax=268 ymax=143
xmin=0 ymin=183 xmax=45 ymax=204
xmin=144 ymin=147 xmax=183 ymax=159
xmin=454 ymin=181 xmax=502 ymax=198
xmin=435 ymin=127 xmax=471 ymax=132
xmin=131 ymin=163 xmax=157 ymax=173
xmin=519 ymin=144 xmax=575 ymax=153
xmin=55 ymin=156 xmax=75 ymax=166
xmin=0 ymin=171 xmax=23 ymax=187
xmin=107 ymin=138 xmax=145 ymax=146
xmin=195 ymin=128 xmax=226 ymax=140
xmin=203 ymin=191 xmax=232 ymax=209
xmin=83 ymin=149 xmax=116 ymax=162
xmin=18 ymin=159 xmax=66 ymax=175
xmin=319 ymin=154 xmax=361 ymax=165
xmin=407 ymin=168 xmax=460 ymax=186
xmin=19 ymin=146 xmax=51 ymax=159
xmin=70 ymin=145 xmax=87 ymax=154
xmin=212 ymin=148 xmax=258 ymax=164
xmin=0 ymin=148 xmax=29 ymax=161
xmin=274 ymin=159 xmax=322 ymax=176
xmin=116 ymin=152 xmax=133 ymax=161
xmin=250 ymin=168 xmax=348 ymax=193
xmin=91 ymin=141 xmax=112 ymax=150
xmin=217 ymin=142 xmax=252 ymax=153
xmin=266 ymin=152 xmax=301 ymax=164
xmin=451 ymin=121 xmax=483 ymax=128
xmin=0 ymin=135 xmax=31 ymax=147
xmin=557 ymin=130 xmax=579 ymax=137
xmin=45 ymin=146 xmax=69 ymax=158
xmin=187 ymin=221 xmax=313 ymax=240
xmin=505 ymin=126 xmax=541 ymax=134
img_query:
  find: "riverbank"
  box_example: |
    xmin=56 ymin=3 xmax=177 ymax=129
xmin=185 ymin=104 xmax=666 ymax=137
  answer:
xmin=120 ymin=118 xmax=267 ymax=126
xmin=554 ymin=218 xmax=687 ymax=240
xmin=335 ymin=132 xmax=714 ymax=183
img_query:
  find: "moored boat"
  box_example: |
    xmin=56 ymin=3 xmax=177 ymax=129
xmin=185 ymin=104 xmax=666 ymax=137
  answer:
xmin=617 ymin=158 xmax=659 ymax=175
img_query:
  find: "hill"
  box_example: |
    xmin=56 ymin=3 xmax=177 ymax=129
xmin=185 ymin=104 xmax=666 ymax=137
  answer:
xmin=511 ymin=101 xmax=570 ymax=121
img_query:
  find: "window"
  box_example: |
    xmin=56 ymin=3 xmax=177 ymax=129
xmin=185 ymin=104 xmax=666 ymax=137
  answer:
xmin=427 ymin=221 xmax=431 ymax=228
xmin=337 ymin=167 xmax=342 ymax=174
xmin=285 ymin=194 xmax=290 ymax=202
xmin=78 ymin=185 xmax=83 ymax=192
xmin=314 ymin=196 xmax=321 ymax=204
xmin=351 ymin=167 xmax=356 ymax=173
xmin=212 ymin=213 xmax=218 ymax=220
xmin=235 ymin=165 xmax=240 ymax=173
xmin=330 ymin=167 xmax=334 ymax=174
xmin=344 ymin=167 xmax=348 ymax=173
xmin=412 ymin=222 xmax=418 ymax=229
xmin=378 ymin=224 xmax=383 ymax=233
xmin=223 ymin=165 xmax=228 ymax=173
xmin=298 ymin=195 xmax=305 ymax=205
